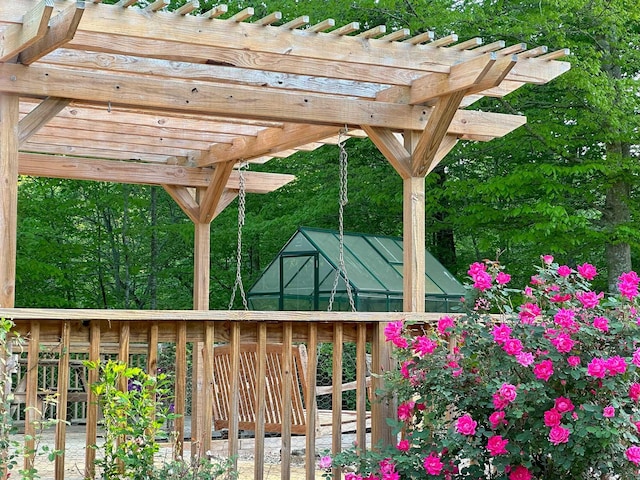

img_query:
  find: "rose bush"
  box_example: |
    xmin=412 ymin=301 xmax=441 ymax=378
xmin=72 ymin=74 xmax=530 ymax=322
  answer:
xmin=329 ymin=256 xmax=640 ymax=479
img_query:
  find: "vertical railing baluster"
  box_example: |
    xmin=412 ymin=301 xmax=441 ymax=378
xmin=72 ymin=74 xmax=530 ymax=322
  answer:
xmin=175 ymin=321 xmax=187 ymax=458
xmin=228 ymin=322 xmax=240 ymax=471
xmin=280 ymin=322 xmax=293 ymax=480
xmin=254 ymin=323 xmax=267 ymax=480
xmin=356 ymin=322 xmax=367 ymax=451
xmin=85 ymin=320 xmax=101 ymax=479
xmin=201 ymin=321 xmax=214 ymax=454
xmin=54 ymin=321 xmax=71 ymax=480
xmin=305 ymin=322 xmax=318 ymax=480
xmin=23 ymin=320 xmax=40 ymax=473
xmin=331 ymin=322 xmax=344 ymax=476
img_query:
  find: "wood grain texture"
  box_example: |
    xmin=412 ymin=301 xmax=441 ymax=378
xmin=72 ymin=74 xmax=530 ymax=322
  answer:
xmin=0 ymin=95 xmax=19 ymax=308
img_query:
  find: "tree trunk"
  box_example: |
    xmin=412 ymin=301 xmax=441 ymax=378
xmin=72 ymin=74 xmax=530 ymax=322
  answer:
xmin=603 ymin=142 xmax=632 ymax=293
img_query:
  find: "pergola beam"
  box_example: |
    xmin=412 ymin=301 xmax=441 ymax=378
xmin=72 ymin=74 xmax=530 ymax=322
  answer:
xmin=0 ymin=0 xmax=53 ymax=61
xmin=17 ymin=152 xmax=295 ymax=192
xmin=0 ymin=64 xmax=528 ymax=142
xmin=18 ymin=1 xmax=85 ymax=65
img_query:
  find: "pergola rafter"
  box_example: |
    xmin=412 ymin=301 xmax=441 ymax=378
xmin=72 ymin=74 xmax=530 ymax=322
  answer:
xmin=0 ymin=1 xmax=570 ymax=474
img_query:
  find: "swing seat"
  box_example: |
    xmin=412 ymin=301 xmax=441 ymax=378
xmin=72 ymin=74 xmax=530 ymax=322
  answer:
xmin=210 ymin=342 xmax=371 ymax=436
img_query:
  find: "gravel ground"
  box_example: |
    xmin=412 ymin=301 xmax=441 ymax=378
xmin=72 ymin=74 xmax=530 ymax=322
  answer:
xmin=10 ymin=422 xmax=346 ymax=479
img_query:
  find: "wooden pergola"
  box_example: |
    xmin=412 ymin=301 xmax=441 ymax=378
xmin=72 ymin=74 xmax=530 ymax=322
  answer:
xmin=0 ymin=1 xmax=570 ymax=478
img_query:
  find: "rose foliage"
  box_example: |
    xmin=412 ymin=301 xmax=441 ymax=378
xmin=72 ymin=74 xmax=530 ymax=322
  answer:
xmin=330 ymin=257 xmax=640 ymax=479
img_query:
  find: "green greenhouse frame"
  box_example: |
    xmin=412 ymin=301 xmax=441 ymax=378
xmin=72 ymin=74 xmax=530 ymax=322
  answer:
xmin=248 ymin=227 xmax=467 ymax=313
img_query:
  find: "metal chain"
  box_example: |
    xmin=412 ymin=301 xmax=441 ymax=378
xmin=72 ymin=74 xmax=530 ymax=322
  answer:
xmin=328 ymin=129 xmax=356 ymax=312
xmin=229 ymin=163 xmax=249 ymax=310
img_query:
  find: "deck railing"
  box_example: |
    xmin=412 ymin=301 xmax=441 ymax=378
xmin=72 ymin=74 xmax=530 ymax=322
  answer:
xmin=0 ymin=309 xmax=440 ymax=480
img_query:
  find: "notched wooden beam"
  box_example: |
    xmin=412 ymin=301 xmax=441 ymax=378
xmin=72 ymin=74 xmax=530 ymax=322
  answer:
xmin=0 ymin=0 xmax=53 ymax=62
xmin=18 ymin=97 xmax=71 ymax=146
xmin=19 ymin=1 xmax=85 ymax=65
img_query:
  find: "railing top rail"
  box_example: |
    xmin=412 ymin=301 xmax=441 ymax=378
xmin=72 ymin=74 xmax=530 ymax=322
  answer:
xmin=0 ymin=308 xmax=443 ymax=323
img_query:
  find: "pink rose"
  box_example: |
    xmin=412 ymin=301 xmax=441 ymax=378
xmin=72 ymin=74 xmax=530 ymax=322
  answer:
xmin=577 ymin=262 xmax=597 ymax=280
xmin=557 ymin=265 xmax=572 ymax=277
xmin=542 ymin=255 xmax=554 ymax=264
xmin=397 ymin=401 xmax=415 ymax=421
xmin=413 ymin=336 xmax=438 ymax=357
xmin=396 ymin=439 xmax=410 ymax=452
xmin=605 ymin=356 xmax=627 ymax=375
xmin=496 ymin=272 xmax=511 ymax=285
xmin=567 ymin=356 xmax=581 ymax=367
xmin=486 ymin=435 xmax=509 ymax=456
xmin=550 ymin=333 xmax=575 ymax=354
xmin=592 ymin=316 xmax=609 ymax=332
xmin=423 ymin=453 xmax=444 ymax=475
xmin=618 ymin=271 xmax=640 ymax=300
xmin=626 ymin=446 xmax=640 ymax=465
xmin=603 ymin=406 xmax=615 ymax=418
xmin=630 ymin=383 xmax=640 ymax=402
xmin=554 ymin=308 xmax=576 ymax=329
xmin=492 ymin=324 xmax=512 ymax=344
xmin=473 ymin=270 xmax=493 ymax=291
xmin=544 ymin=409 xmax=562 ymax=427
xmin=499 ymin=384 xmax=517 ymax=403
xmin=384 ymin=320 xmax=404 ymax=342
xmin=509 ymin=465 xmax=532 ymax=480
xmin=533 ymin=359 xmax=554 ymax=381
xmin=437 ymin=316 xmax=455 ymax=335
xmin=554 ymin=396 xmax=575 ymax=413
xmin=318 ymin=455 xmax=332 ymax=469
xmin=586 ymin=358 xmax=607 ymax=378
xmin=519 ymin=303 xmax=541 ymax=324
xmin=549 ymin=425 xmax=570 ymax=445
xmin=503 ymin=338 xmax=523 ymax=356
xmin=516 ymin=352 xmax=535 ymax=367
xmin=633 ymin=348 xmax=640 ymax=367
xmin=489 ymin=410 xmax=506 ymax=429
xmin=468 ymin=262 xmax=486 ymax=276
xmin=345 ymin=474 xmax=363 ymax=480
xmin=576 ymin=290 xmax=603 ymax=308
xmin=455 ymin=414 xmax=477 ymax=436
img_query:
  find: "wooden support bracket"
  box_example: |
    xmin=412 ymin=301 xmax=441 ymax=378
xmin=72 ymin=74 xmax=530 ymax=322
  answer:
xmin=0 ymin=0 xmax=53 ymax=62
xmin=163 ymin=185 xmax=200 ymax=223
xmin=18 ymin=97 xmax=70 ymax=146
xmin=19 ymin=1 xmax=85 ymax=65
xmin=361 ymin=125 xmax=412 ymax=179
xmin=199 ymin=160 xmax=236 ymax=223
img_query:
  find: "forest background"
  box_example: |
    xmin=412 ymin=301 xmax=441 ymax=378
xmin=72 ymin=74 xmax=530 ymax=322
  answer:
xmin=15 ymin=0 xmax=640 ymax=310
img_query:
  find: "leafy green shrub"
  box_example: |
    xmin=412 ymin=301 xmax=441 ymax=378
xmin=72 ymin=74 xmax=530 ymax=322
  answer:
xmin=86 ymin=360 xmax=176 ymax=479
xmin=330 ymin=257 xmax=640 ymax=479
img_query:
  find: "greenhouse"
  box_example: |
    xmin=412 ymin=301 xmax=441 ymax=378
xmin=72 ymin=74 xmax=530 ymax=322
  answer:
xmin=248 ymin=227 xmax=466 ymax=312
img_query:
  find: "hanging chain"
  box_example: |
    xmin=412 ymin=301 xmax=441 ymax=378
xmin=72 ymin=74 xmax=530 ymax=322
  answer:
xmin=229 ymin=163 xmax=249 ymax=310
xmin=328 ymin=129 xmax=356 ymax=312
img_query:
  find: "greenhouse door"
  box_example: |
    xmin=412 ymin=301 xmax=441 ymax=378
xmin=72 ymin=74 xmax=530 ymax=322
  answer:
xmin=279 ymin=252 xmax=319 ymax=310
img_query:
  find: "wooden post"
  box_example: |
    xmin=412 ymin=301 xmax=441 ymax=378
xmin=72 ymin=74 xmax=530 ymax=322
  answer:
xmin=0 ymin=94 xmax=19 ymax=308
xmin=403 ymin=176 xmax=426 ymax=312
xmin=191 ymin=221 xmax=211 ymax=455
